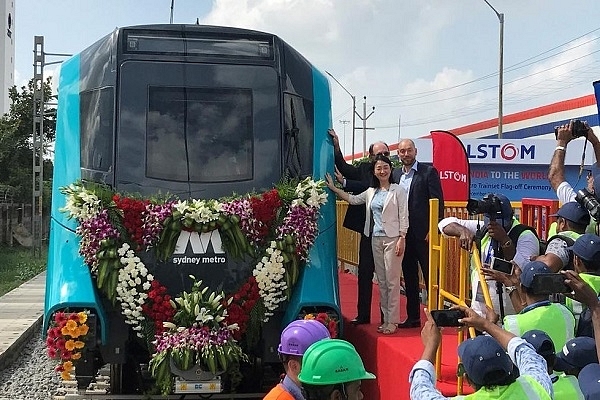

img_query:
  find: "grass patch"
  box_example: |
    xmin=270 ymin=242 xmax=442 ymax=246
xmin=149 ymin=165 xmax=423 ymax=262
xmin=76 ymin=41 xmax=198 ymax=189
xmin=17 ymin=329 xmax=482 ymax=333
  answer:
xmin=0 ymin=245 xmax=47 ymax=297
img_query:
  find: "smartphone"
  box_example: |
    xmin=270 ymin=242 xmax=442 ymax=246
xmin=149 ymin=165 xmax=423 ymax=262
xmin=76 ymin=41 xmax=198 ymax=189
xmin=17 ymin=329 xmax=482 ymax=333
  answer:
xmin=490 ymin=257 xmax=513 ymax=275
xmin=531 ymin=273 xmax=571 ymax=295
xmin=430 ymin=309 xmax=465 ymax=327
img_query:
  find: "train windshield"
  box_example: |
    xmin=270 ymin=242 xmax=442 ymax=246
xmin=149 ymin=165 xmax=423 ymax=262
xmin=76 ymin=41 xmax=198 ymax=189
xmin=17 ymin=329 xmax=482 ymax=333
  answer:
xmin=116 ymin=61 xmax=280 ymax=197
xmin=147 ymin=87 xmax=253 ymax=182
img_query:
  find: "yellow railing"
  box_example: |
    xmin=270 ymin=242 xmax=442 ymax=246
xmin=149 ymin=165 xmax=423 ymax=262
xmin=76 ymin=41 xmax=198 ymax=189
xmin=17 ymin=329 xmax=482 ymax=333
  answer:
xmin=335 ymin=200 xmax=526 ymax=273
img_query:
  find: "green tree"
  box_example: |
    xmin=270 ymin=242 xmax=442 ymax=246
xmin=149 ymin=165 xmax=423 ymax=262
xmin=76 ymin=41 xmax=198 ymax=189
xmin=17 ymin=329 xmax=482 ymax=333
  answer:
xmin=0 ymin=77 xmax=55 ymax=204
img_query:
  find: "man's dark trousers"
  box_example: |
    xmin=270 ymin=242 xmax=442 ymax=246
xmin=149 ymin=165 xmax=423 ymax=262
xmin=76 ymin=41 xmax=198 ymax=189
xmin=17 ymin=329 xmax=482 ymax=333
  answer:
xmin=402 ymin=233 xmax=429 ymax=322
xmin=356 ymin=234 xmax=375 ymax=321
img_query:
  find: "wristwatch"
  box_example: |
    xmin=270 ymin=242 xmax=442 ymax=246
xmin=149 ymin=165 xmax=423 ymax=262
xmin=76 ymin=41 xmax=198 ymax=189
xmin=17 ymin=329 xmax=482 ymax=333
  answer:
xmin=501 ymin=239 xmax=513 ymax=249
xmin=504 ymin=286 xmax=517 ymax=295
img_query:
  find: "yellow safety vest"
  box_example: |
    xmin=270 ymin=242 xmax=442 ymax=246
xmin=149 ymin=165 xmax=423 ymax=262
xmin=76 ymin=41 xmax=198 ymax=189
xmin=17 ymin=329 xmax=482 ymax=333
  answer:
xmin=452 ymin=376 xmax=551 ymax=399
xmin=553 ymin=374 xmax=584 ymax=400
xmin=503 ymin=302 xmax=575 ymax=352
xmin=547 ymin=221 xmax=597 ymax=237
xmin=566 ymin=273 xmax=600 ymax=328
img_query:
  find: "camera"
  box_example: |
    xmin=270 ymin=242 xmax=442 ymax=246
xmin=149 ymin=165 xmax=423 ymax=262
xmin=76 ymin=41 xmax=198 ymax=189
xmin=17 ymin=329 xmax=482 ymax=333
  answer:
xmin=491 ymin=257 xmax=513 ymax=275
xmin=430 ymin=309 xmax=466 ymax=327
xmin=466 ymin=193 xmax=502 ymax=215
xmin=554 ymin=119 xmax=589 ymax=139
xmin=575 ymin=188 xmax=600 ymax=222
xmin=531 ymin=273 xmax=571 ymax=295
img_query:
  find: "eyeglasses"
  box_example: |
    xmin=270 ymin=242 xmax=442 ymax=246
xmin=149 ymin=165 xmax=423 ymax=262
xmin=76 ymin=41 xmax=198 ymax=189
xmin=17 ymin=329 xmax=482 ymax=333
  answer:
xmin=375 ymin=151 xmax=390 ymax=157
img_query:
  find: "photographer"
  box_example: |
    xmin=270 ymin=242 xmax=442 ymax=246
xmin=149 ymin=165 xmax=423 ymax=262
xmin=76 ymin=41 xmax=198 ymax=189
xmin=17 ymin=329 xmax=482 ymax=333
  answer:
xmin=409 ymin=307 xmax=553 ymax=399
xmin=548 ymin=120 xmax=600 ymax=235
xmin=439 ymin=193 xmax=540 ymax=318
xmin=563 ymin=234 xmax=600 ymax=333
xmin=536 ymin=202 xmax=589 ymax=272
xmin=502 ymin=261 xmax=575 ymax=352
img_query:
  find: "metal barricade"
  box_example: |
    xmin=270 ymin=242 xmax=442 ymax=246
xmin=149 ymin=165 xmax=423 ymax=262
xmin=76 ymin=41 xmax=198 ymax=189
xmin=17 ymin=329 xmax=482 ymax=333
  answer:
xmin=520 ymin=198 xmax=559 ymax=240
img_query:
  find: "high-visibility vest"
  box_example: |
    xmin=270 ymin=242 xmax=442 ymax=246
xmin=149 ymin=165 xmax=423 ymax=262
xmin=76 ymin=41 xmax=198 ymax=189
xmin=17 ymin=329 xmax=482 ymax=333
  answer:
xmin=452 ymin=376 xmax=551 ymax=399
xmin=548 ymin=220 xmax=597 ymax=237
xmin=566 ymin=273 xmax=600 ymax=328
xmin=263 ymin=384 xmax=296 ymax=400
xmin=503 ymin=302 xmax=575 ymax=352
xmin=553 ymin=374 xmax=584 ymax=400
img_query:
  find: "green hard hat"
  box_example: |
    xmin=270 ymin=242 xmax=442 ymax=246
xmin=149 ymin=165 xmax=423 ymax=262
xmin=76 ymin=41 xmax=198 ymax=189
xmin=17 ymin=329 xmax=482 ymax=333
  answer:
xmin=298 ymin=339 xmax=376 ymax=385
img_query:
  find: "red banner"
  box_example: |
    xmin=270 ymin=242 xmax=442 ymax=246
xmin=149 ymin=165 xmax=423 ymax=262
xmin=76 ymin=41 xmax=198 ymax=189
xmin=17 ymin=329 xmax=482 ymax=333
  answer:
xmin=430 ymin=130 xmax=470 ymax=202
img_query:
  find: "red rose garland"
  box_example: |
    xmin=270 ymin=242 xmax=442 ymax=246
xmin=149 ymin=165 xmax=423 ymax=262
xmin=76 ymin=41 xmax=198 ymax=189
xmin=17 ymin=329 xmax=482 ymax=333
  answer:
xmin=113 ymin=195 xmax=149 ymax=250
xmin=142 ymin=280 xmax=176 ymax=335
xmin=224 ymin=276 xmax=261 ymax=340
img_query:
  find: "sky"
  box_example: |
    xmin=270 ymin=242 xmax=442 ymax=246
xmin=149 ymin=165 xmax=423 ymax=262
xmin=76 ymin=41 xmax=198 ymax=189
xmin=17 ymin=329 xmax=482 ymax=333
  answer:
xmin=13 ymin=0 xmax=600 ymax=155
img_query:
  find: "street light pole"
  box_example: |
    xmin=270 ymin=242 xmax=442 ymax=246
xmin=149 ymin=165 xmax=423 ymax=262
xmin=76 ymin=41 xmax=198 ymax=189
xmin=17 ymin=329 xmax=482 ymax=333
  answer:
xmin=339 ymin=119 xmax=350 ymax=154
xmin=483 ymin=0 xmax=504 ymax=139
xmin=326 ymin=71 xmax=357 ymax=160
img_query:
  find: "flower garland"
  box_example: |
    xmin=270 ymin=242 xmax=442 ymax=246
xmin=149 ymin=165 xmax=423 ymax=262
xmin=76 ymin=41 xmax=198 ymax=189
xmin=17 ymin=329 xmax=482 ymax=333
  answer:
xmin=54 ymin=177 xmax=327 ymax=389
xmin=149 ymin=276 xmax=246 ymax=395
xmin=253 ymin=241 xmax=288 ymax=321
xmin=115 ymin=243 xmax=153 ymax=336
xmin=304 ymin=312 xmax=339 ymax=339
xmin=46 ymin=311 xmax=90 ymax=380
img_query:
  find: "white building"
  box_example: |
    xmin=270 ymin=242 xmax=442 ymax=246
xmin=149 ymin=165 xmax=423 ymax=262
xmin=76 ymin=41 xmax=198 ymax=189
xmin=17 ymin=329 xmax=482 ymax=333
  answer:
xmin=0 ymin=0 xmax=14 ymax=115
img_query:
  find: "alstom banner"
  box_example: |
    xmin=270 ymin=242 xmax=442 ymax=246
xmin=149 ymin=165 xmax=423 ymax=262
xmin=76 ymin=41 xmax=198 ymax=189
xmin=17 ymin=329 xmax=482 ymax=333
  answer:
xmin=412 ymin=138 xmax=596 ymax=201
xmin=414 ymin=138 xmax=597 ymax=165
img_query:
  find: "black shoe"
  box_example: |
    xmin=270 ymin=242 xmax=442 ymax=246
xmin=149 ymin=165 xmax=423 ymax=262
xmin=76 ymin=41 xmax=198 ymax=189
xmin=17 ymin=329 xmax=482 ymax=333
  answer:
xmin=351 ymin=317 xmax=369 ymax=325
xmin=397 ymin=319 xmax=421 ymax=329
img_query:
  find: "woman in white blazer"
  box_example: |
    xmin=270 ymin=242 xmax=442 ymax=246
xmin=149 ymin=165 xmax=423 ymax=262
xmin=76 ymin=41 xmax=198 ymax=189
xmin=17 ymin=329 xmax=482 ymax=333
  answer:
xmin=326 ymin=154 xmax=409 ymax=334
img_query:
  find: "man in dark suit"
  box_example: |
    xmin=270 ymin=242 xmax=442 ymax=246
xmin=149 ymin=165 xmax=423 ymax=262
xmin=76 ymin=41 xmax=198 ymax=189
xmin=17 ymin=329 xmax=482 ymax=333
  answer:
xmin=328 ymin=128 xmax=390 ymax=325
xmin=393 ymin=139 xmax=444 ymax=328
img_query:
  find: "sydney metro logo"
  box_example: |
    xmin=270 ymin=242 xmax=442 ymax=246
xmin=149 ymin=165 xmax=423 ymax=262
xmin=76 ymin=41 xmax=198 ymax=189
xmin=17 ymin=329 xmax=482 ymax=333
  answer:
xmin=172 ymin=230 xmax=226 ymax=265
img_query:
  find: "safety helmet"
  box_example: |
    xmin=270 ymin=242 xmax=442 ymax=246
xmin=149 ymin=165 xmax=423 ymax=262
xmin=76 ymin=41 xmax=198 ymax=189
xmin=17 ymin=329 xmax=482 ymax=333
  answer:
xmin=298 ymin=339 xmax=376 ymax=385
xmin=278 ymin=319 xmax=331 ymax=356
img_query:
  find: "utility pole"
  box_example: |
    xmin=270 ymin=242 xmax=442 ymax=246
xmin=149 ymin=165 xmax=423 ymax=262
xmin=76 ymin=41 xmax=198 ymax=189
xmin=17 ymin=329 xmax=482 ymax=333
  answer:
xmin=483 ymin=0 xmax=504 ymax=138
xmin=32 ymin=37 xmax=44 ymax=258
xmin=357 ymin=96 xmax=375 ymax=157
xmin=32 ymin=37 xmax=70 ymax=257
xmin=339 ymin=120 xmax=350 ymax=154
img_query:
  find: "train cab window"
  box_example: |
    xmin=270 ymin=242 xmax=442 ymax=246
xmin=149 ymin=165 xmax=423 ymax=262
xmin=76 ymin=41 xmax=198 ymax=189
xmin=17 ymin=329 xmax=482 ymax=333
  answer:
xmin=80 ymin=88 xmax=114 ymax=172
xmin=147 ymin=87 xmax=253 ymax=182
xmin=283 ymin=94 xmax=313 ymax=178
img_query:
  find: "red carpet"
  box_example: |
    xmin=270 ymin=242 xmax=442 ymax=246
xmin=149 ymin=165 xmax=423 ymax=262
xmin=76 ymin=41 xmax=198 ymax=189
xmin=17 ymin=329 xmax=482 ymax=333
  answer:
xmin=339 ymin=272 xmax=474 ymax=399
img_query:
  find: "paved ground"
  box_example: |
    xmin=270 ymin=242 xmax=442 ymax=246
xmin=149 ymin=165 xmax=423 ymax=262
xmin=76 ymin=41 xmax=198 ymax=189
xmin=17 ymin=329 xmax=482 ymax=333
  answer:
xmin=0 ymin=272 xmax=45 ymax=370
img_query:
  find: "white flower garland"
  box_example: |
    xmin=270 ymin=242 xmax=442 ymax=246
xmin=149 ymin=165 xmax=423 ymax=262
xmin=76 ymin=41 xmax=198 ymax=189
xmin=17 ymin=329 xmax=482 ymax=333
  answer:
xmin=253 ymin=241 xmax=288 ymax=322
xmin=115 ymin=243 xmax=154 ymax=337
xmin=174 ymin=199 xmax=222 ymax=224
xmin=59 ymin=183 xmax=102 ymax=220
xmin=293 ymin=177 xmax=328 ymax=208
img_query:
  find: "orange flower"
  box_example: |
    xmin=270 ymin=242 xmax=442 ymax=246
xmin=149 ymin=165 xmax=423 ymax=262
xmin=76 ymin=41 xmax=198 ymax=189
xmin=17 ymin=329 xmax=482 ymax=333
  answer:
xmin=65 ymin=340 xmax=76 ymax=351
xmin=77 ymin=312 xmax=88 ymax=324
xmin=63 ymin=361 xmax=74 ymax=372
xmin=61 ymin=370 xmax=71 ymax=380
xmin=71 ymin=352 xmax=82 ymax=360
xmin=74 ymin=340 xmax=85 ymax=349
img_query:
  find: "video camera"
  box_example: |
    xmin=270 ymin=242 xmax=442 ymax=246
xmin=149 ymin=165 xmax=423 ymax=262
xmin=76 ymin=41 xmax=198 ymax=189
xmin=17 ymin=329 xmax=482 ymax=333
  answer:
xmin=576 ymin=188 xmax=600 ymax=222
xmin=466 ymin=193 xmax=503 ymax=216
xmin=554 ymin=119 xmax=589 ymax=139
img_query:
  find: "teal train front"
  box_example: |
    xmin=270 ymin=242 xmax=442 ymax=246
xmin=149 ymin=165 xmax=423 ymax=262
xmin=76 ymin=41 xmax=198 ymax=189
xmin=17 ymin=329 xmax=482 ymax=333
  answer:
xmin=44 ymin=24 xmax=339 ymax=395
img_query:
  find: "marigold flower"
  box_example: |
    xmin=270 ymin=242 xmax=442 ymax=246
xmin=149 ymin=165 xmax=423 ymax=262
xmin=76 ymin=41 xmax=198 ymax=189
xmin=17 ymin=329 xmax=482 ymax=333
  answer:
xmin=63 ymin=361 xmax=74 ymax=372
xmin=71 ymin=352 xmax=82 ymax=360
xmin=77 ymin=312 xmax=88 ymax=324
xmin=65 ymin=340 xmax=76 ymax=351
xmin=61 ymin=370 xmax=72 ymax=380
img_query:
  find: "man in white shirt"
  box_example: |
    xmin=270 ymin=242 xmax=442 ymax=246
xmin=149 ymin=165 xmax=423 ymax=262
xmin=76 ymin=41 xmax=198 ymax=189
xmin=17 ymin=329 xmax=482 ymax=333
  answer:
xmin=438 ymin=193 xmax=539 ymax=318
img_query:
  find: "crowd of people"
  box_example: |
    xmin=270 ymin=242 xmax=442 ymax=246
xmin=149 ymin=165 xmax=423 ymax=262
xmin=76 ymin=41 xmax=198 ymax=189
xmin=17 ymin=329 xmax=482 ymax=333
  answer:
xmin=414 ymin=120 xmax=600 ymax=399
xmin=264 ymin=121 xmax=600 ymax=399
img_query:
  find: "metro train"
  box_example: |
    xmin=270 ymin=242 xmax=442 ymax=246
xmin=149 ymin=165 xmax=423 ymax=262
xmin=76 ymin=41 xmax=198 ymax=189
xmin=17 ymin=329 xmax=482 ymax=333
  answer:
xmin=43 ymin=24 xmax=340 ymax=395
